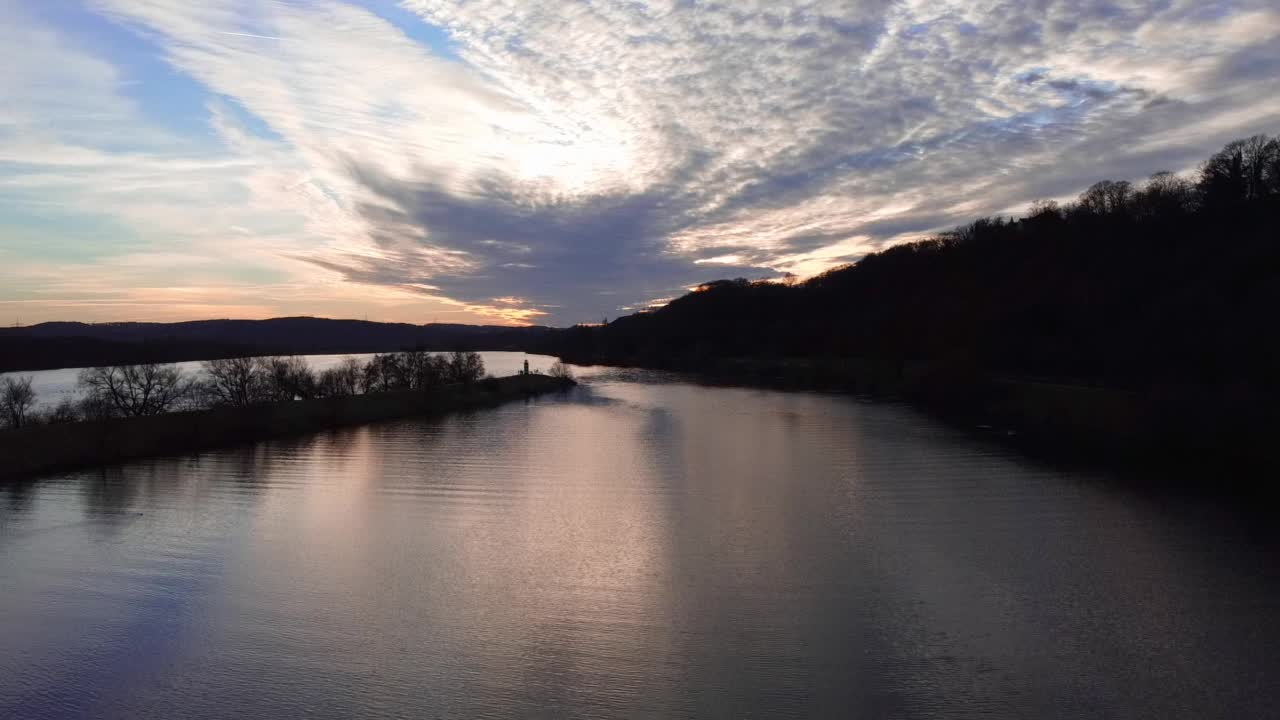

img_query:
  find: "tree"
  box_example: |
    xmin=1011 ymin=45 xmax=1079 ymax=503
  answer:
xmin=78 ymin=394 xmax=117 ymax=421
xmin=1201 ymin=139 xmax=1247 ymax=205
xmin=359 ymin=351 xmax=460 ymax=392
xmin=45 ymin=399 xmax=80 ymax=424
xmin=1078 ymin=180 xmax=1132 ymax=216
xmin=78 ymin=364 xmax=191 ymax=417
xmin=1028 ymin=199 xmax=1063 ymax=220
xmin=1200 ymin=134 xmax=1279 ymax=205
xmin=317 ymin=357 xmax=363 ymax=397
xmin=1 ymin=376 xmax=36 ymax=429
xmin=1265 ymin=137 xmax=1280 ymax=196
xmin=1132 ymin=171 xmax=1195 ymax=220
xmin=448 ymin=351 xmax=485 ymax=384
xmin=548 ymin=361 xmax=574 ymax=380
xmin=201 ymin=356 xmax=267 ymax=407
xmin=404 ymin=351 xmax=450 ymax=390
xmin=260 ymin=356 xmax=317 ymax=401
xmin=1239 ymin=134 xmax=1279 ymax=199
xmin=362 ymin=353 xmax=405 ymax=393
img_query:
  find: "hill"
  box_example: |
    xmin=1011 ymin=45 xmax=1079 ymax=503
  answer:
xmin=552 ymin=133 xmax=1280 ymax=473
xmin=0 ymin=317 xmax=555 ymax=372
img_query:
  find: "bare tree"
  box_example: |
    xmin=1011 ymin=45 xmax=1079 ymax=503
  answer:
xmin=548 ymin=361 xmax=574 ymax=380
xmin=78 ymin=364 xmax=192 ymax=417
xmin=1201 ymin=134 xmax=1280 ymax=204
xmin=260 ymin=356 xmax=317 ymax=401
xmin=1078 ymin=180 xmax=1132 ymax=215
xmin=430 ymin=354 xmax=452 ymax=388
xmin=361 ymin=353 xmax=404 ymax=393
xmin=448 ymin=351 xmax=485 ymax=384
xmin=1 ymin=376 xmax=36 ymax=429
xmin=317 ymin=357 xmax=363 ymax=398
xmin=1132 ymin=171 xmax=1196 ymax=219
xmin=45 ymin=399 xmax=80 ymax=424
xmin=1028 ymin=199 xmax=1061 ymax=218
xmin=201 ymin=356 xmax=267 ymax=407
xmin=400 ymin=350 xmax=430 ymax=390
xmin=408 ymin=351 xmax=452 ymax=390
xmin=361 ymin=351 xmax=459 ymax=392
xmin=1240 ymin=134 xmax=1279 ymax=200
xmin=78 ymin=394 xmax=118 ymax=421
xmin=1265 ymin=137 xmax=1280 ymax=196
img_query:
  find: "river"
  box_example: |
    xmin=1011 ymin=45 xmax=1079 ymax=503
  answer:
xmin=1 ymin=366 xmax=1276 ymax=718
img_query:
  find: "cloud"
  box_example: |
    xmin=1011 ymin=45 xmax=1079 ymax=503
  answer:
xmin=3 ymin=0 xmax=1279 ymax=324
xmin=386 ymin=0 xmax=1280 ymax=317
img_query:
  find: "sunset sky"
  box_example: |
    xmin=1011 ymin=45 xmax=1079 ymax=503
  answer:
xmin=3 ymin=0 xmax=1278 ymax=326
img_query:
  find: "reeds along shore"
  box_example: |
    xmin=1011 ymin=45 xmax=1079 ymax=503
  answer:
xmin=0 ymin=374 xmax=574 ymax=482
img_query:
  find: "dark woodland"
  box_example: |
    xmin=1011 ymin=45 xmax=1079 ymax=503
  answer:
xmin=552 ymin=135 xmax=1280 ymax=474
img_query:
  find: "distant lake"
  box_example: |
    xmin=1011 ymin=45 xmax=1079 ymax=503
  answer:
xmin=2 ymin=368 xmax=1277 ymax=718
xmin=2 ymin=352 xmax=560 ymax=411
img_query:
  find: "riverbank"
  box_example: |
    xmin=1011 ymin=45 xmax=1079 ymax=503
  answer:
xmin=559 ymin=353 xmax=1276 ymax=484
xmin=0 ymin=374 xmax=574 ymax=482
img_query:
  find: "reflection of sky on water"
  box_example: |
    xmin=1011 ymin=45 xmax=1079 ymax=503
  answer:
xmin=2 ymin=374 xmax=1279 ymax=717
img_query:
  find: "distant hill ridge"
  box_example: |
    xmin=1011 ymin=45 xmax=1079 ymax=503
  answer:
xmin=0 ymin=317 xmax=556 ymax=372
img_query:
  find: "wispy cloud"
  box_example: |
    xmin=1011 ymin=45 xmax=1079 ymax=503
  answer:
xmin=212 ymin=30 xmax=281 ymax=41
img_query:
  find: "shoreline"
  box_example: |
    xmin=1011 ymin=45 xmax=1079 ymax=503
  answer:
xmin=0 ymin=374 xmax=574 ymax=482
xmin=558 ymin=354 xmax=1276 ymax=487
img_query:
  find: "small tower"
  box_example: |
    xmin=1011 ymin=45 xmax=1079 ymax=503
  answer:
xmin=523 ymin=358 xmax=530 ymax=376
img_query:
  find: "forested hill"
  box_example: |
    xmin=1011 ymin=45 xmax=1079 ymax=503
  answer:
xmin=551 ymin=134 xmax=1280 ymax=467
xmin=0 ymin=317 xmax=554 ymax=372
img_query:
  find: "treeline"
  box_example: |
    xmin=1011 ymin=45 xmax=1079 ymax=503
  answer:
xmin=0 ymin=351 xmax=488 ymax=430
xmin=551 ymin=134 xmax=1280 ymax=469
xmin=0 ymin=373 xmax=574 ymax=482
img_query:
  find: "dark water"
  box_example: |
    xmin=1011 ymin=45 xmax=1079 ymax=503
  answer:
xmin=2 ymin=370 xmax=1277 ymax=718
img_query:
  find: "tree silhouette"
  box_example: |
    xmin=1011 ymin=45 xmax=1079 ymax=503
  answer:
xmin=78 ymin=364 xmax=192 ymax=417
xmin=0 ymin=376 xmax=35 ymax=428
xmin=550 ymin=133 xmax=1280 ymax=467
xmin=201 ymin=356 xmax=268 ymax=407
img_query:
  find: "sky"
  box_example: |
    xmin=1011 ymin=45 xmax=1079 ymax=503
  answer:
xmin=2 ymin=0 xmax=1278 ymax=327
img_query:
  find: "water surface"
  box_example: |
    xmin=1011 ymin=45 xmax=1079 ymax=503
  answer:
xmin=1 ymin=369 xmax=1277 ymax=718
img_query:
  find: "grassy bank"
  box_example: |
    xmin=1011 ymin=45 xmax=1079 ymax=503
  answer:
xmin=0 ymin=374 xmax=573 ymax=482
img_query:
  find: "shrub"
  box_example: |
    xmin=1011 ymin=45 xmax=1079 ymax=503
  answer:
xmin=548 ymin=361 xmax=575 ymax=380
xmin=44 ymin=399 xmax=81 ymax=424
